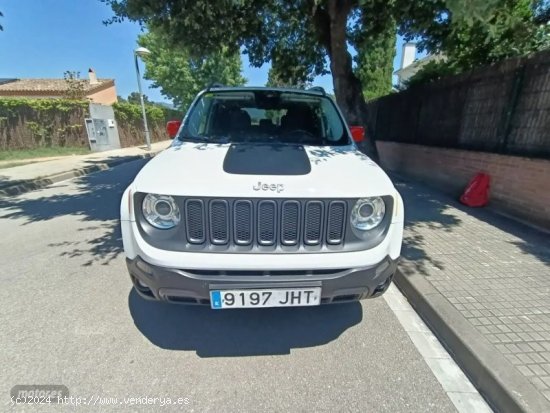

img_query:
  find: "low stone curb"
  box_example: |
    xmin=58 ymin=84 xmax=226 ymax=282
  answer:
xmin=0 ymin=153 xmax=156 ymax=196
xmin=394 ymin=265 xmax=550 ymax=413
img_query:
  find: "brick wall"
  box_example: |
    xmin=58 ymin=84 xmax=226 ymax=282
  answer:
xmin=377 ymin=141 xmax=550 ymax=230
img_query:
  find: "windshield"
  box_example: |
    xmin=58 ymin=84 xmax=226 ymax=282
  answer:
xmin=179 ymin=90 xmax=349 ymax=146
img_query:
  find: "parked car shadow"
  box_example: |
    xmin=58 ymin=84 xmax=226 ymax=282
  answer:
xmin=128 ymin=289 xmax=363 ymax=357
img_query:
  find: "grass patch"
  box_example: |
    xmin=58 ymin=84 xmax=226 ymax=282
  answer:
xmin=0 ymin=146 xmax=90 ymax=162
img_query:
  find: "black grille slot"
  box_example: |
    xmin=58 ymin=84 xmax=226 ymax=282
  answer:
xmin=234 ymin=200 xmax=253 ymax=245
xmin=281 ymin=201 xmax=300 ymax=245
xmin=209 ymin=200 xmax=229 ymax=244
xmin=258 ymin=200 xmax=277 ymax=246
xmin=304 ymin=201 xmax=323 ymax=245
xmin=170 ymin=197 xmax=353 ymax=251
xmin=326 ymin=201 xmax=346 ymax=244
xmin=185 ymin=199 xmax=205 ymax=243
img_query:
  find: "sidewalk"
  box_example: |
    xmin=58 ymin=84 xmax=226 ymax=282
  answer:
xmin=393 ymin=175 xmax=550 ymax=413
xmin=0 ymin=141 xmax=171 ymax=195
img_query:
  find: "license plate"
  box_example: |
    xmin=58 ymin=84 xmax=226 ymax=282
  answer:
xmin=210 ymin=288 xmax=321 ymax=309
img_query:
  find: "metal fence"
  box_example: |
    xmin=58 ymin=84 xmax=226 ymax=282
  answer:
xmin=366 ymin=50 xmax=550 ymax=159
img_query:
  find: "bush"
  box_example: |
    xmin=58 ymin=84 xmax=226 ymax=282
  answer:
xmin=113 ymin=102 xmax=183 ymax=124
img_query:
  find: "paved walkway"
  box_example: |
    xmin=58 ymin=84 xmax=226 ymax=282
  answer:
xmin=394 ymin=175 xmax=550 ymax=404
xmin=0 ymin=141 xmax=171 ymax=195
xmin=0 ymin=141 xmax=171 ymax=188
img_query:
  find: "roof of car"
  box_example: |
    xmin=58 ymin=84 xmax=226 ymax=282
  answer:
xmin=203 ymin=86 xmax=328 ymax=96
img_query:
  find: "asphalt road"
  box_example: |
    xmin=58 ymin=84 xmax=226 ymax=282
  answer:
xmin=0 ymin=159 xmax=459 ymax=412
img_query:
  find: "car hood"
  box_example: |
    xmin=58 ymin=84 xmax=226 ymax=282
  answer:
xmin=132 ymin=141 xmax=395 ymax=198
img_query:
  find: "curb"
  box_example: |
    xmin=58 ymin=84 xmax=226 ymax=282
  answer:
xmin=0 ymin=153 xmax=156 ymax=196
xmin=395 ymin=265 xmax=550 ymax=413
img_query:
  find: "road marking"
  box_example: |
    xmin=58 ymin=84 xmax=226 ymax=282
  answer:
xmin=383 ymin=283 xmax=493 ymax=413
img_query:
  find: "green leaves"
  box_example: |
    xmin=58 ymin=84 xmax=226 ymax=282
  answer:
xmin=63 ymin=71 xmax=87 ymax=100
xmin=0 ymin=98 xmax=88 ymax=118
xmin=112 ymin=101 xmax=178 ymax=123
xmin=137 ymin=28 xmax=246 ymax=110
xmin=351 ymin=2 xmax=397 ymax=100
xmin=446 ymin=0 xmax=500 ymax=24
xmin=100 ymin=0 xmax=515 ymax=106
xmin=400 ymin=0 xmax=548 ymax=85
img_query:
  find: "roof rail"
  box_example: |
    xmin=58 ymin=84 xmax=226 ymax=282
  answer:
xmin=307 ymin=86 xmax=326 ymax=95
xmin=205 ymin=82 xmax=225 ymax=92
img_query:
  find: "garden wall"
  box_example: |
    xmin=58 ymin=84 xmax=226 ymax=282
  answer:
xmin=0 ymin=99 xmax=183 ymax=150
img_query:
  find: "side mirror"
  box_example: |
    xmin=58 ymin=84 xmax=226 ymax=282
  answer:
xmin=350 ymin=126 xmax=365 ymax=143
xmin=166 ymin=120 xmax=182 ymax=139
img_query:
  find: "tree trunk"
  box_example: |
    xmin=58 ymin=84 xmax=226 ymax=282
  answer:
xmin=324 ymin=0 xmax=379 ymax=161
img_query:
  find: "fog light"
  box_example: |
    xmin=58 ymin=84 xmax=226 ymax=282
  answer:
xmin=136 ymin=279 xmax=149 ymax=289
xmin=136 ymin=259 xmax=153 ymax=275
xmin=375 ymin=260 xmax=390 ymax=276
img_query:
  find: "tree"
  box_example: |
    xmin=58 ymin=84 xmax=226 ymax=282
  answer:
xmin=101 ymin=0 xmax=500 ymax=159
xmin=265 ymin=1 xmax=397 ymax=100
xmin=127 ymin=91 xmax=149 ymax=104
xmin=352 ymin=1 xmax=397 ymax=101
xmin=137 ymin=29 xmax=246 ymax=110
xmin=63 ymin=71 xmax=86 ymax=100
xmin=266 ymin=67 xmax=312 ymax=88
xmin=400 ymin=0 xmax=550 ymax=83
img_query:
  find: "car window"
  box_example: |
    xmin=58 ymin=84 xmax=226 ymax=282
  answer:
xmin=179 ymin=90 xmax=349 ymax=146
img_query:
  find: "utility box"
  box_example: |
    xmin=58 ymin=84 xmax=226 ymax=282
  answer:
xmin=85 ymin=103 xmax=121 ymax=152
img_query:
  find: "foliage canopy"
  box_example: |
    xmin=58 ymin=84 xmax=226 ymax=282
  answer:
xmin=101 ymin=0 xmax=502 ymax=157
xmin=138 ymin=28 xmax=246 ymax=110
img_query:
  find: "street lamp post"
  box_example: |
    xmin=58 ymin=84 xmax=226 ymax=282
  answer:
xmin=134 ymin=47 xmax=152 ymax=151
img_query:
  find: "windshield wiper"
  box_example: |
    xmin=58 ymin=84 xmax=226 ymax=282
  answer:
xmin=178 ymin=135 xmax=209 ymax=142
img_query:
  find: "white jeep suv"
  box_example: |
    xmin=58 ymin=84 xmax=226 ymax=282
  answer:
xmin=120 ymin=86 xmax=404 ymax=309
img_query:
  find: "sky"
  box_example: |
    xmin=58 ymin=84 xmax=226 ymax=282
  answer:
xmin=0 ymin=0 xmax=411 ymax=104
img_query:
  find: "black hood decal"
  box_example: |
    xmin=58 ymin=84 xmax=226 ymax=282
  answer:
xmin=223 ymin=144 xmax=311 ymax=175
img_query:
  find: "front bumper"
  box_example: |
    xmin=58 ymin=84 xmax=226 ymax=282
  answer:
xmin=126 ymin=255 xmax=398 ymax=306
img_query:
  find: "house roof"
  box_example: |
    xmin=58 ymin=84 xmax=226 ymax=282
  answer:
xmin=0 ymin=78 xmax=115 ymax=95
xmin=394 ymin=54 xmax=445 ymax=77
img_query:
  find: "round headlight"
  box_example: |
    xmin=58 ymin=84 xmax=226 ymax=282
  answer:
xmin=142 ymin=194 xmax=180 ymax=229
xmin=351 ymin=197 xmax=385 ymax=230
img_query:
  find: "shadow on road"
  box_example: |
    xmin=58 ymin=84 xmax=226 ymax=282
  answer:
xmin=0 ymin=158 xmax=148 ymax=266
xmin=128 ymin=289 xmax=363 ymax=357
xmin=393 ymin=179 xmax=461 ymax=276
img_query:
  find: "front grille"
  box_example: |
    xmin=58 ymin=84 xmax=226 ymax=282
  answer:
xmin=281 ymin=201 xmax=300 ymax=245
xmin=304 ymin=201 xmax=323 ymax=245
xmin=185 ymin=199 xmax=205 ymax=243
xmin=258 ymin=200 xmax=277 ymax=246
xmin=233 ymin=200 xmax=253 ymax=245
xmin=209 ymin=200 xmax=229 ymax=244
xmin=327 ymin=201 xmax=346 ymax=244
xmin=180 ymin=198 xmax=348 ymax=251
